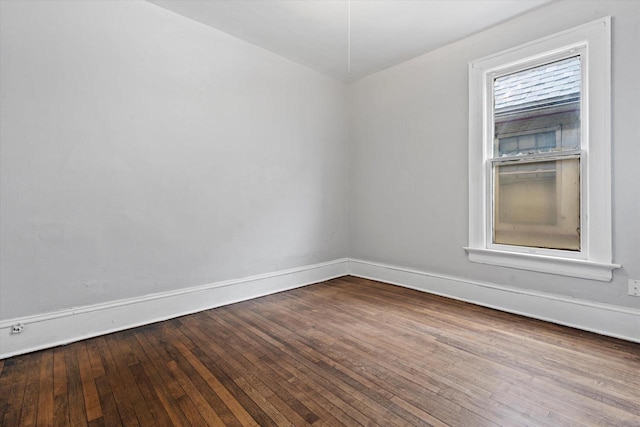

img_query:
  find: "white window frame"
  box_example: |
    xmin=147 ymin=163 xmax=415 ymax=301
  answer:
xmin=465 ymin=17 xmax=620 ymax=281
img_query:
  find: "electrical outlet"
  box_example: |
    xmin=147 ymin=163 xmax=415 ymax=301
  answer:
xmin=629 ymin=279 xmax=640 ymax=297
xmin=11 ymin=323 xmax=24 ymax=334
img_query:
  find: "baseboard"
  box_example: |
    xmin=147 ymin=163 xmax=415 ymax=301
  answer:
xmin=348 ymin=259 xmax=640 ymax=343
xmin=0 ymin=258 xmax=349 ymax=359
xmin=3 ymin=257 xmax=637 ymax=359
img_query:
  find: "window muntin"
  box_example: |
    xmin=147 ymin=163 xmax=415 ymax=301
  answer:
xmin=489 ymin=55 xmax=582 ymax=252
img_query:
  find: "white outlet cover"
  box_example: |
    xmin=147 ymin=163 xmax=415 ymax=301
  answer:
xmin=629 ymin=279 xmax=640 ymax=296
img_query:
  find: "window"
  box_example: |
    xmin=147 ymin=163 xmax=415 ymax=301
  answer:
xmin=466 ymin=17 xmax=620 ymax=281
xmin=493 ymin=56 xmax=581 ymax=251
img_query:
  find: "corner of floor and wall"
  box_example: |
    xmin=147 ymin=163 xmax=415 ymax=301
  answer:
xmin=1 ymin=0 xmax=639 ymax=359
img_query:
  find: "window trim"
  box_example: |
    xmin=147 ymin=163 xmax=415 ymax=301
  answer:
xmin=465 ymin=17 xmax=620 ymax=281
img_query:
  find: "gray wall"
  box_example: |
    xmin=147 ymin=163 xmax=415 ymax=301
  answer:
xmin=2 ymin=0 xmax=638 ymax=325
xmin=0 ymin=1 xmax=348 ymax=319
xmin=349 ymin=0 xmax=640 ymax=309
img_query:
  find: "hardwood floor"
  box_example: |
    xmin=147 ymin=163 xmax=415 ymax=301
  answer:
xmin=1 ymin=276 xmax=639 ymax=426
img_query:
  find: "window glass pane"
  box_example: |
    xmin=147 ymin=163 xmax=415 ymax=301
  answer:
xmin=493 ymin=158 xmax=580 ymax=251
xmin=498 ymin=130 xmax=558 ymax=156
xmin=494 ymin=56 xmax=581 ymax=157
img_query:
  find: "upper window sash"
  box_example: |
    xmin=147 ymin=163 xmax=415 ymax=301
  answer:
xmin=483 ymin=48 xmax=586 ymax=161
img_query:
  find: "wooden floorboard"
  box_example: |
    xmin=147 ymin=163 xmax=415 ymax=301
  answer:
xmin=1 ymin=276 xmax=639 ymax=426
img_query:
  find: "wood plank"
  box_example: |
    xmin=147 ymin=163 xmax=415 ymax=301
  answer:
xmin=206 ymin=309 xmax=390 ymax=426
xmin=195 ymin=313 xmax=347 ymax=426
xmin=77 ymin=343 xmax=103 ymax=422
xmin=190 ymin=311 xmax=379 ymax=426
xmin=53 ymin=393 xmax=70 ymax=427
xmin=165 ymin=359 xmax=226 ymax=425
xmin=168 ymin=337 xmax=259 ymax=426
xmin=1 ymin=276 xmax=639 ymax=426
xmin=93 ymin=337 xmax=137 ymax=427
xmin=175 ymin=393 xmax=208 ymax=427
xmin=0 ymin=358 xmax=15 ymax=419
xmin=203 ymin=310 xmax=411 ymax=427
xmin=179 ymin=318 xmax=297 ymax=426
xmin=4 ymin=354 xmax=32 ymax=418
xmin=101 ymin=333 xmax=155 ymax=426
xmin=85 ymin=340 xmax=106 ymax=379
xmin=156 ymin=327 xmax=246 ymax=426
xmin=270 ymin=287 xmax=546 ymax=425
xmin=127 ymin=362 xmax=175 ymax=426
xmin=294 ymin=278 xmax=640 ymax=425
xmin=87 ymin=417 xmax=106 ymax=427
xmin=18 ymin=353 xmax=43 ymax=426
xmin=235 ymin=297 xmax=497 ymax=426
xmin=52 ymin=348 xmax=68 ymax=398
xmin=132 ymin=332 xmax=192 ymax=426
xmin=94 ymin=375 xmax=122 ymax=426
xmin=36 ymin=351 xmax=54 ymax=426
xmin=189 ymin=346 xmax=279 ymax=427
xmin=3 ymin=410 xmax=21 ymax=427
xmin=64 ymin=344 xmax=88 ymax=427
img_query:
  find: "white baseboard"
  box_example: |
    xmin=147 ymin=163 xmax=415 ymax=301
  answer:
xmin=348 ymin=259 xmax=640 ymax=343
xmin=3 ymin=257 xmax=637 ymax=359
xmin=0 ymin=259 xmax=349 ymax=359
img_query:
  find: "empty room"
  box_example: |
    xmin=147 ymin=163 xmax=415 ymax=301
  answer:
xmin=1 ymin=0 xmax=639 ymax=425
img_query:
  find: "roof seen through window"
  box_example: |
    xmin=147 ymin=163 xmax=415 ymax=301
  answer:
xmin=494 ymin=56 xmax=581 ymax=115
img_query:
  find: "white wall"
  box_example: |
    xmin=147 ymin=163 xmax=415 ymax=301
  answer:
xmin=0 ymin=0 xmax=348 ymax=320
xmin=1 ymin=0 xmax=638 ymax=354
xmin=349 ymin=0 xmax=640 ymax=310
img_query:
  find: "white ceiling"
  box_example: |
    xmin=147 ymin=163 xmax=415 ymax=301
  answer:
xmin=148 ymin=0 xmax=552 ymax=82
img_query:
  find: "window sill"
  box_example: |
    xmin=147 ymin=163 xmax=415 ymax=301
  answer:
xmin=463 ymin=247 xmax=620 ymax=282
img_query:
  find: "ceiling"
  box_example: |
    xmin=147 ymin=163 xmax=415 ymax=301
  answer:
xmin=148 ymin=0 xmax=553 ymax=82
